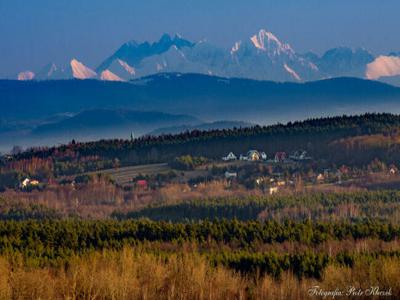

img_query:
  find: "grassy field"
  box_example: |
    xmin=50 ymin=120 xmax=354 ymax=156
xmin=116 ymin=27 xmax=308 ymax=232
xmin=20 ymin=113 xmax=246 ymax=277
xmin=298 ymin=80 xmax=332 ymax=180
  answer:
xmin=91 ymin=163 xmax=171 ymax=185
xmin=91 ymin=162 xmax=212 ymax=186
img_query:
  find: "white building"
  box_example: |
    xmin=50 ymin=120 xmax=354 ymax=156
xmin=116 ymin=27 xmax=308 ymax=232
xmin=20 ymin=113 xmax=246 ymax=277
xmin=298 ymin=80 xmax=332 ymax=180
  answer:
xmin=274 ymin=152 xmax=287 ymax=163
xmin=239 ymin=154 xmax=248 ymax=161
xmin=21 ymin=178 xmax=31 ymax=188
xmin=247 ymin=150 xmax=260 ymax=161
xmin=21 ymin=178 xmax=40 ymax=188
xmin=225 ymin=171 xmax=238 ymax=179
xmin=269 ymin=186 xmax=278 ymax=195
xmin=222 ymin=152 xmax=237 ymax=161
xmin=290 ymin=150 xmax=311 ymax=161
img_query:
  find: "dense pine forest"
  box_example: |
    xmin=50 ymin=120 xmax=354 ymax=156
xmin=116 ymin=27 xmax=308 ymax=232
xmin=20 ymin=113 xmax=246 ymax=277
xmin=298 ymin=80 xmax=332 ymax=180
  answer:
xmin=1 ymin=219 xmax=400 ymax=279
xmin=0 ymin=219 xmax=399 ymax=298
xmin=114 ymin=190 xmax=400 ymax=222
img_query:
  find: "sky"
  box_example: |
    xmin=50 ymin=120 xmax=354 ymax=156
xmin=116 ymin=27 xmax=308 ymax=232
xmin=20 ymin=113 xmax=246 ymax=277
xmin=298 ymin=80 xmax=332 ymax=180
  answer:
xmin=0 ymin=0 xmax=399 ymax=77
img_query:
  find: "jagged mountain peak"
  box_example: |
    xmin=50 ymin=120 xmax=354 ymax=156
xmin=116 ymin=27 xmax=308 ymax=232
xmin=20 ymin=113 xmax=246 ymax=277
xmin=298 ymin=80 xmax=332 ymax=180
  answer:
xmin=249 ymin=29 xmax=295 ymax=56
xmin=12 ymin=31 xmax=400 ymax=86
xmin=252 ymin=29 xmax=281 ymax=47
xmin=97 ymin=33 xmax=195 ymax=72
xmin=100 ymin=69 xmax=124 ymax=82
xmin=70 ymin=58 xmax=97 ymax=79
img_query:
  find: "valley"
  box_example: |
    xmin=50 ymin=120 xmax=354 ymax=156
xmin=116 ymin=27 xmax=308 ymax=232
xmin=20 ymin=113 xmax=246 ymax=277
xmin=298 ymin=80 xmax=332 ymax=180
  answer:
xmin=3 ymin=113 xmax=400 ymax=219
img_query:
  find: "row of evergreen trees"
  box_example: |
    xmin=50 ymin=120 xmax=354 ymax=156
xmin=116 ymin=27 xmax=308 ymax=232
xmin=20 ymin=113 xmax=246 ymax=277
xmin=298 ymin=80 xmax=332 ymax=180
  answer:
xmin=1 ymin=219 xmax=399 ymax=254
xmin=0 ymin=219 xmax=399 ymax=278
xmin=114 ymin=190 xmax=400 ymax=222
xmin=9 ymin=113 xmax=400 ymax=169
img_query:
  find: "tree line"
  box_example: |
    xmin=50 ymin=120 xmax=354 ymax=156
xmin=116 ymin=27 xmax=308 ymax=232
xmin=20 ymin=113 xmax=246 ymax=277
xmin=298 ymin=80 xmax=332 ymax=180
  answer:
xmin=114 ymin=190 xmax=400 ymax=222
xmin=0 ymin=219 xmax=400 ymax=280
xmin=6 ymin=113 xmax=400 ymax=175
xmin=0 ymin=219 xmax=399 ymax=256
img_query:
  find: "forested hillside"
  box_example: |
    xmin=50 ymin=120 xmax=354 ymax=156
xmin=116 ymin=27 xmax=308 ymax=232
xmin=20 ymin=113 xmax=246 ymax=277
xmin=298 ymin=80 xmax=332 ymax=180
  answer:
xmin=2 ymin=114 xmax=400 ymax=298
xmin=10 ymin=113 xmax=400 ymax=170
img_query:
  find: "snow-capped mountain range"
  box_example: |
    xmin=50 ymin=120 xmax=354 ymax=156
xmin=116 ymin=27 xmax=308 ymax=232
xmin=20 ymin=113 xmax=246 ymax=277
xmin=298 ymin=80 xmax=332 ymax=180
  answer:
xmin=14 ymin=29 xmax=400 ymax=86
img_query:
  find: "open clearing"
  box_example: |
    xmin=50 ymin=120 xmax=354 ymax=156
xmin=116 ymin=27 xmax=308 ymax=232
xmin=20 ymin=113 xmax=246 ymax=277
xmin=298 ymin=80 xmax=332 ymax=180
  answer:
xmin=93 ymin=163 xmax=171 ymax=186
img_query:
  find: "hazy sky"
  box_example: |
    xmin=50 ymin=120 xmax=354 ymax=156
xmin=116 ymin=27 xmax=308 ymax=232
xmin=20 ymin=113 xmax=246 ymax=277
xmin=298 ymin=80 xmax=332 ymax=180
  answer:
xmin=0 ymin=0 xmax=399 ymax=77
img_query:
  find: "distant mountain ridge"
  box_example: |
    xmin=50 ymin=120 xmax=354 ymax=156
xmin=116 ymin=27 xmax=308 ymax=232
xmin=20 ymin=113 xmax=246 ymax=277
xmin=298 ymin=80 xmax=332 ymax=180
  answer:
xmin=13 ymin=30 xmax=400 ymax=85
xmin=2 ymin=73 xmax=400 ymax=122
xmin=0 ymin=108 xmax=202 ymax=151
xmin=303 ymin=47 xmax=375 ymax=78
xmin=32 ymin=109 xmax=201 ymax=136
xmin=2 ymin=73 xmax=400 ymax=151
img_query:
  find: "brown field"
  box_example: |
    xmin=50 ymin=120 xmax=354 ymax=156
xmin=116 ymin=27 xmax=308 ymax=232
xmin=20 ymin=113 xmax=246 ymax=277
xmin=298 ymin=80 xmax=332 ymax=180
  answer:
xmin=1 ymin=248 xmax=399 ymax=300
xmin=90 ymin=163 xmax=211 ymax=186
xmin=331 ymin=133 xmax=400 ymax=149
xmin=90 ymin=163 xmax=171 ymax=186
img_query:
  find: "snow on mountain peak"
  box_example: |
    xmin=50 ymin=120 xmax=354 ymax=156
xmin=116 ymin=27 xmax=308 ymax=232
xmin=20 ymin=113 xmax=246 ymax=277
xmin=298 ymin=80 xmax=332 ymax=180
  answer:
xmin=231 ymin=41 xmax=241 ymax=55
xmin=9 ymin=33 xmax=400 ymax=85
xmin=70 ymin=59 xmax=97 ymax=79
xmin=117 ymin=59 xmax=136 ymax=76
xmin=18 ymin=71 xmax=35 ymax=81
xmin=50 ymin=63 xmax=59 ymax=75
xmin=259 ymin=29 xmax=280 ymax=45
xmin=250 ymin=29 xmax=294 ymax=56
xmin=366 ymin=55 xmax=400 ymax=80
xmin=100 ymin=70 xmax=125 ymax=82
xmin=284 ymin=64 xmax=301 ymax=81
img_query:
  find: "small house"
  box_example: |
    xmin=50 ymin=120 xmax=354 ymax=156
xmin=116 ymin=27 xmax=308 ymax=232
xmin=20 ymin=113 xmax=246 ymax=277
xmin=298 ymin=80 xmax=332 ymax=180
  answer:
xmin=239 ymin=154 xmax=248 ymax=161
xmin=21 ymin=178 xmax=31 ymax=188
xmin=339 ymin=165 xmax=350 ymax=175
xmin=225 ymin=171 xmax=237 ymax=179
xmin=290 ymin=150 xmax=310 ymax=161
xmin=274 ymin=152 xmax=287 ymax=163
xmin=3 ymin=155 xmax=13 ymax=161
xmin=336 ymin=171 xmax=343 ymax=184
xmin=222 ymin=152 xmax=237 ymax=161
xmin=247 ymin=150 xmax=260 ymax=161
xmin=277 ymin=180 xmax=286 ymax=186
xmin=21 ymin=178 xmax=40 ymax=189
xmin=299 ymin=151 xmax=310 ymax=160
xmin=136 ymin=179 xmax=148 ymax=189
xmin=316 ymin=174 xmax=325 ymax=182
xmin=269 ymin=186 xmax=278 ymax=195
xmin=389 ymin=165 xmax=398 ymax=175
xmin=260 ymin=152 xmax=267 ymax=160
xmin=255 ymin=177 xmax=265 ymax=185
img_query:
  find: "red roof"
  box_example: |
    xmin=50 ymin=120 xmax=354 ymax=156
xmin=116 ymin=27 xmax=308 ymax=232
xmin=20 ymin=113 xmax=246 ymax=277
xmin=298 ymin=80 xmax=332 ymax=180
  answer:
xmin=136 ymin=180 xmax=148 ymax=186
xmin=275 ymin=152 xmax=287 ymax=160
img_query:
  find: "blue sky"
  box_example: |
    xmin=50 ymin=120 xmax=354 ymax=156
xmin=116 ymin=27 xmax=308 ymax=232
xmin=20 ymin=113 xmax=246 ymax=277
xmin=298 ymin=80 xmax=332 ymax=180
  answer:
xmin=0 ymin=0 xmax=399 ymax=76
